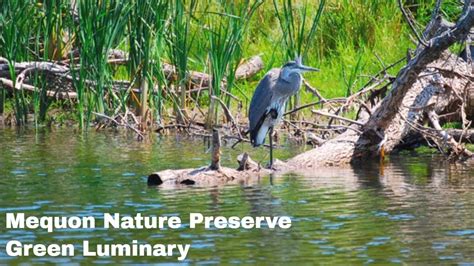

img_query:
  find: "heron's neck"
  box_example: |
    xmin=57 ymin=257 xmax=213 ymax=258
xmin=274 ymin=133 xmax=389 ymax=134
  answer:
xmin=280 ymin=71 xmax=301 ymax=83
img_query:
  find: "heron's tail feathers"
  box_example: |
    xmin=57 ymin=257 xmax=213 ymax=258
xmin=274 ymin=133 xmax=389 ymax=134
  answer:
xmin=250 ymin=123 xmax=269 ymax=147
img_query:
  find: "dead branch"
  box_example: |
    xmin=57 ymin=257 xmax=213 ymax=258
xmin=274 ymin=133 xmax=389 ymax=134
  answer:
xmin=285 ymin=98 xmax=346 ymax=116
xmin=446 ymin=128 xmax=474 ymax=143
xmin=0 ymin=77 xmax=77 ymax=99
xmin=398 ymin=0 xmax=428 ymax=46
xmin=312 ymin=110 xmax=365 ymax=126
xmin=235 ymin=55 xmax=264 ymax=80
xmin=362 ymin=4 xmax=474 ymax=152
xmin=426 ymin=109 xmax=473 ymax=159
xmin=302 ymin=79 xmax=327 ymax=102
xmin=0 ymin=61 xmax=68 ymax=74
xmin=92 ymin=112 xmax=144 ymax=139
xmin=209 ymin=129 xmax=221 ymax=170
xmin=211 ymin=96 xmax=237 ymax=127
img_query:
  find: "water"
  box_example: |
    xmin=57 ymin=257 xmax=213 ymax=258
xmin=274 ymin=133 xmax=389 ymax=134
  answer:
xmin=0 ymin=129 xmax=473 ymax=264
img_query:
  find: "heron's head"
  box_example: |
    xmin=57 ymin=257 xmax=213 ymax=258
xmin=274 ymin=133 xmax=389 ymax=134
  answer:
xmin=280 ymin=56 xmax=319 ymax=81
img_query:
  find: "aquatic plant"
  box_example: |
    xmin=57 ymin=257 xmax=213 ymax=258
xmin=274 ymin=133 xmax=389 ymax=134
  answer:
xmin=0 ymin=0 xmax=457 ymax=131
xmin=0 ymin=0 xmax=35 ymax=124
xmin=166 ymin=0 xmax=198 ymax=123
xmin=72 ymin=0 xmax=130 ymax=128
xmin=272 ymin=0 xmax=325 ymax=115
xmin=128 ymin=0 xmax=169 ymax=126
xmin=204 ymin=0 xmax=263 ymax=128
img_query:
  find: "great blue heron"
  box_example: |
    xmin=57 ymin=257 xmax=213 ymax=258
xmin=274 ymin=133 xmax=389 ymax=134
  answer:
xmin=248 ymin=56 xmax=319 ymax=168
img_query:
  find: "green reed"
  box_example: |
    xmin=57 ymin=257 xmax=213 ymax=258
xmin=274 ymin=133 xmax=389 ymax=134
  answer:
xmin=73 ymin=0 xmax=130 ymax=128
xmin=273 ymin=0 xmax=325 ymax=60
xmin=128 ymin=0 xmax=169 ymax=123
xmin=0 ymin=0 xmax=35 ymax=125
xmin=204 ymin=0 xmax=263 ymax=128
xmin=167 ymin=0 xmax=197 ymax=123
xmin=0 ymin=0 xmax=456 ymax=130
xmin=273 ymin=0 xmax=325 ymax=115
xmin=36 ymin=0 xmax=72 ymax=125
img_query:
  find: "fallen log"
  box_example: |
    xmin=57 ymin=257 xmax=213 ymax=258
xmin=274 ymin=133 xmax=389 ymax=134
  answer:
xmin=162 ymin=55 xmax=264 ymax=89
xmin=0 ymin=54 xmax=264 ymax=99
xmin=148 ymin=132 xmax=276 ymax=187
xmin=147 ymin=155 xmax=289 ymax=188
xmin=0 ymin=77 xmax=77 ymax=99
xmin=98 ymin=51 xmax=264 ymax=88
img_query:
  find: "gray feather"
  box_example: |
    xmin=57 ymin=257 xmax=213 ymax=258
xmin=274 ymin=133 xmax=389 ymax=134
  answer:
xmin=248 ymin=68 xmax=279 ymax=132
xmin=248 ymin=67 xmax=302 ymax=146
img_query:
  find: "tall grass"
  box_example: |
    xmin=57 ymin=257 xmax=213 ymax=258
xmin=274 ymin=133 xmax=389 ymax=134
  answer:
xmin=128 ymin=0 xmax=169 ymax=125
xmin=273 ymin=0 xmax=325 ymax=60
xmin=0 ymin=0 xmax=35 ymax=124
xmin=204 ymin=0 xmax=263 ymax=128
xmin=73 ymin=0 xmax=130 ymax=128
xmin=36 ymin=0 xmax=72 ymax=124
xmin=0 ymin=0 xmax=453 ymax=129
xmin=167 ymin=0 xmax=197 ymax=123
xmin=273 ymin=0 xmax=325 ymax=116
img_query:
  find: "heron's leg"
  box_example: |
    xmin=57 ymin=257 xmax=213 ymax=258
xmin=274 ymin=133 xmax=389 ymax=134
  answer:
xmin=269 ymin=127 xmax=273 ymax=169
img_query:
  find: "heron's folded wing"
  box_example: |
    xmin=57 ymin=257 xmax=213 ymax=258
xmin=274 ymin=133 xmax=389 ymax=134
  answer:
xmin=249 ymin=69 xmax=279 ymax=132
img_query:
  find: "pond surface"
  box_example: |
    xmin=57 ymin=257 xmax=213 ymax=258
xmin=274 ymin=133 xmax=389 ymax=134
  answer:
xmin=0 ymin=129 xmax=473 ymax=264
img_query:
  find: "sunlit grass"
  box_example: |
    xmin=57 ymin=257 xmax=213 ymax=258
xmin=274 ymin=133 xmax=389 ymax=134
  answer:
xmin=0 ymin=0 xmax=462 ymax=127
xmin=128 ymin=0 xmax=169 ymax=122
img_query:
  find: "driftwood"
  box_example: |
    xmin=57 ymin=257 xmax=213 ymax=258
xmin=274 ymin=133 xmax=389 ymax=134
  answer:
xmin=209 ymin=129 xmax=221 ymax=170
xmin=0 ymin=77 xmax=77 ymax=99
xmin=163 ymin=55 xmax=264 ymax=89
xmin=0 ymin=54 xmax=264 ymax=99
xmin=446 ymin=128 xmax=474 ymax=143
xmin=149 ymin=2 xmax=474 ymax=187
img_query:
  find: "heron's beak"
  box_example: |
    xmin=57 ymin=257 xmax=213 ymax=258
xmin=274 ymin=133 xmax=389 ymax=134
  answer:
xmin=297 ymin=64 xmax=320 ymax=72
xmin=294 ymin=55 xmax=319 ymax=72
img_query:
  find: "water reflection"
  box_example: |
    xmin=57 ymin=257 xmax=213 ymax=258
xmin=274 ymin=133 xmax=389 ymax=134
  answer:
xmin=0 ymin=129 xmax=473 ymax=264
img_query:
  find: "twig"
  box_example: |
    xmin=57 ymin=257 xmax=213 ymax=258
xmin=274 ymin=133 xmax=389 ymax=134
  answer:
xmin=427 ymin=109 xmax=473 ymax=159
xmin=295 ymin=120 xmax=363 ymax=134
xmin=312 ymin=109 xmax=365 ymax=126
xmin=187 ymin=86 xmax=240 ymax=101
xmin=209 ymin=129 xmax=221 ymax=170
xmin=92 ymin=112 xmax=144 ymax=139
xmin=398 ymin=0 xmax=428 ymax=47
xmin=302 ymin=79 xmax=327 ymax=102
xmin=211 ymin=95 xmax=237 ymax=127
xmin=345 ymin=77 xmax=389 ymax=107
xmin=357 ymin=58 xmax=403 ymax=93
xmin=284 ymin=98 xmax=346 ymax=116
xmin=155 ymin=124 xmax=203 ymax=132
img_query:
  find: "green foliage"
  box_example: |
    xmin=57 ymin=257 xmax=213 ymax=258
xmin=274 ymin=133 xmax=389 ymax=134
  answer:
xmin=204 ymin=0 xmax=263 ymax=127
xmin=0 ymin=0 xmax=36 ymax=124
xmin=167 ymin=0 xmax=197 ymax=117
xmin=273 ymin=0 xmax=325 ymax=60
xmin=128 ymin=0 xmax=169 ymax=120
xmin=73 ymin=0 xmax=130 ymax=127
xmin=272 ymin=0 xmax=325 ymax=114
xmin=466 ymin=144 xmax=474 ymax=152
xmin=442 ymin=122 xmax=462 ymax=129
xmin=1 ymin=0 xmax=461 ymax=128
